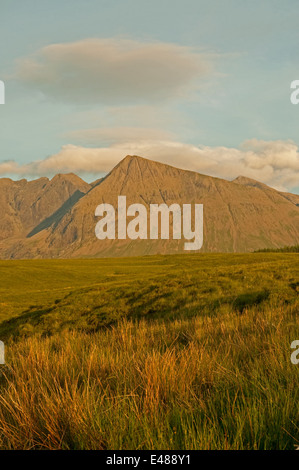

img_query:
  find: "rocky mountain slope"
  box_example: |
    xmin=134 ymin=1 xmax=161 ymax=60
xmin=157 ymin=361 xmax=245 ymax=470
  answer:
xmin=0 ymin=155 xmax=298 ymax=258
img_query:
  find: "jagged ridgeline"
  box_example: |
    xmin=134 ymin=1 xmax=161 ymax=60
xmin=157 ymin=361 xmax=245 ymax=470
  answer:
xmin=0 ymin=155 xmax=298 ymax=258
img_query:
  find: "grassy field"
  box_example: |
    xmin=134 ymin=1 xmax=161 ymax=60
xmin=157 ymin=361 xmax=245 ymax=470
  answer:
xmin=0 ymin=253 xmax=298 ymax=449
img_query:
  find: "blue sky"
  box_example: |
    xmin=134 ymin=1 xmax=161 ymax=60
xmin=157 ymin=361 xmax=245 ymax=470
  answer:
xmin=1 ymin=0 xmax=299 ymax=193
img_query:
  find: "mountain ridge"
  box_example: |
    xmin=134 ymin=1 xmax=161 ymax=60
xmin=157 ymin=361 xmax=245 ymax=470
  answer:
xmin=0 ymin=155 xmax=298 ymax=258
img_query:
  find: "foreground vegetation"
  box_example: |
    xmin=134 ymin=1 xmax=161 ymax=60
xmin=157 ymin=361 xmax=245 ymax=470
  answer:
xmin=0 ymin=253 xmax=298 ymax=449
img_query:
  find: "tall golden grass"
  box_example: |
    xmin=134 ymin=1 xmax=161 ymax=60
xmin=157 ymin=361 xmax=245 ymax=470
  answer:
xmin=0 ymin=301 xmax=298 ymax=449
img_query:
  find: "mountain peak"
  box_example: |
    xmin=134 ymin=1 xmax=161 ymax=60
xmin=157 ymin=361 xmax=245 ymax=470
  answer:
xmin=111 ymin=154 xmax=155 ymax=175
xmin=115 ymin=154 xmax=184 ymax=173
xmin=51 ymin=172 xmax=84 ymax=182
xmin=50 ymin=173 xmax=91 ymax=192
xmin=123 ymin=154 xmax=143 ymax=161
xmin=233 ymin=175 xmax=270 ymax=190
xmin=119 ymin=154 xmax=149 ymax=165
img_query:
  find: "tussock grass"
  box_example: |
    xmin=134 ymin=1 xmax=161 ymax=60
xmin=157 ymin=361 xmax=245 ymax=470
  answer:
xmin=0 ymin=253 xmax=298 ymax=449
xmin=0 ymin=301 xmax=298 ymax=449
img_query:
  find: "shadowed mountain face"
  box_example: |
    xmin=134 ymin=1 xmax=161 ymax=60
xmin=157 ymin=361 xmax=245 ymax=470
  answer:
xmin=0 ymin=155 xmax=298 ymax=259
xmin=0 ymin=174 xmax=91 ymax=258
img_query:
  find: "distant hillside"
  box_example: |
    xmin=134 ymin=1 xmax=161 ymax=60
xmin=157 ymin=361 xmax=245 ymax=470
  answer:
xmin=0 ymin=155 xmax=298 ymax=258
xmin=255 ymin=245 xmax=299 ymax=253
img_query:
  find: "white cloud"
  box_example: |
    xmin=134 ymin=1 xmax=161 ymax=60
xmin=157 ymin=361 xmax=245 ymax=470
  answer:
xmin=1 ymin=138 xmax=299 ymax=192
xmin=14 ymin=38 xmax=211 ymax=104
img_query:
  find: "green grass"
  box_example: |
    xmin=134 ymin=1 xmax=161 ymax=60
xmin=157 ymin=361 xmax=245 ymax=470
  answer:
xmin=255 ymin=245 xmax=299 ymax=253
xmin=0 ymin=253 xmax=298 ymax=449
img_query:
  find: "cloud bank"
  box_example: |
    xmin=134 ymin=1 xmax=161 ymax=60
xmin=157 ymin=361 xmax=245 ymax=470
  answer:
xmin=1 ymin=138 xmax=299 ymax=192
xmin=14 ymin=38 xmax=211 ymax=104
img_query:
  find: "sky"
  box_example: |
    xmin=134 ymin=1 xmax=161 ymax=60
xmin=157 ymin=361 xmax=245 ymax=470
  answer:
xmin=0 ymin=0 xmax=299 ymax=193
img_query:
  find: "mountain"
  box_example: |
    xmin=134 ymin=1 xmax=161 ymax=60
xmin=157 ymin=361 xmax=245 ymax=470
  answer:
xmin=0 ymin=155 xmax=298 ymax=258
xmin=0 ymin=174 xmax=90 ymax=240
xmin=233 ymin=175 xmax=299 ymax=206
